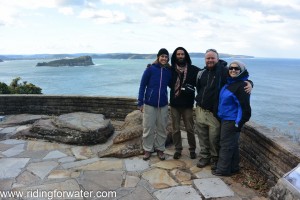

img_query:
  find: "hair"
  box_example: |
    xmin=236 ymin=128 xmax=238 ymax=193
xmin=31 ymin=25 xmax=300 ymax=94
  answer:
xmin=205 ymin=49 xmax=219 ymax=59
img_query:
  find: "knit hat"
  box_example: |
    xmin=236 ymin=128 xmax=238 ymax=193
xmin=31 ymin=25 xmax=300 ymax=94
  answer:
xmin=157 ymin=48 xmax=169 ymax=57
xmin=229 ymin=60 xmax=246 ymax=73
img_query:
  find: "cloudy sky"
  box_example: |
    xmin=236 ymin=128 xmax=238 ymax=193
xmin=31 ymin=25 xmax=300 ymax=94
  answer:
xmin=0 ymin=0 xmax=299 ymax=58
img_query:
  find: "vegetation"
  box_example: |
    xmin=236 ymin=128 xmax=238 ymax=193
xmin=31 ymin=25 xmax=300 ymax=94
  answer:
xmin=0 ymin=77 xmax=42 ymax=94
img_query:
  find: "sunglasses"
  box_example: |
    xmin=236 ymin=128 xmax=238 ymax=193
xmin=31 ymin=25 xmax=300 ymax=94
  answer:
xmin=229 ymin=67 xmax=241 ymax=71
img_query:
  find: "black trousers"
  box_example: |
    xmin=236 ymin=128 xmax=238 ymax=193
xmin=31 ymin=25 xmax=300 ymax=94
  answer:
xmin=216 ymin=120 xmax=240 ymax=175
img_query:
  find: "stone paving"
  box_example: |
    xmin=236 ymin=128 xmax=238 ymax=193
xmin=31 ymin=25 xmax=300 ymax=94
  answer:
xmin=0 ymin=124 xmax=267 ymax=200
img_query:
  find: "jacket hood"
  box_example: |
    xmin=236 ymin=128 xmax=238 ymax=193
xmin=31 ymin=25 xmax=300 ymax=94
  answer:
xmin=171 ymin=47 xmax=192 ymax=66
xmin=227 ymin=69 xmax=249 ymax=84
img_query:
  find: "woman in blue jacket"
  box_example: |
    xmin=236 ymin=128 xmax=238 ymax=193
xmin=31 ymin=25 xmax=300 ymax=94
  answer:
xmin=212 ymin=60 xmax=251 ymax=176
xmin=138 ymin=48 xmax=172 ymax=160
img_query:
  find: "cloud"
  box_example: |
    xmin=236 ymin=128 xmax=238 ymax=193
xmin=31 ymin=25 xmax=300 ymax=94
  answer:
xmin=79 ymin=9 xmax=128 ymax=24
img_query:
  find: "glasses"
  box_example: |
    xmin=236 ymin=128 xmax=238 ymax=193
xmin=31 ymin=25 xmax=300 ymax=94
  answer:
xmin=229 ymin=67 xmax=241 ymax=71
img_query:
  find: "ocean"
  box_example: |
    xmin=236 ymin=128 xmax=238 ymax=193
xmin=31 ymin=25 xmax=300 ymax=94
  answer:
xmin=0 ymin=57 xmax=299 ymax=136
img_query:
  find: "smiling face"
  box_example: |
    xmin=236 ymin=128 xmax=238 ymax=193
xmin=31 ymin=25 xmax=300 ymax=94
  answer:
xmin=158 ymin=54 xmax=169 ymax=65
xmin=205 ymin=51 xmax=219 ymax=69
xmin=228 ymin=63 xmax=241 ymax=78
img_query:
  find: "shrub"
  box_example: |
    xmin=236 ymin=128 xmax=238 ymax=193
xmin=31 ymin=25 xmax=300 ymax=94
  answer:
xmin=0 ymin=77 xmax=42 ymax=94
xmin=0 ymin=82 xmax=10 ymax=94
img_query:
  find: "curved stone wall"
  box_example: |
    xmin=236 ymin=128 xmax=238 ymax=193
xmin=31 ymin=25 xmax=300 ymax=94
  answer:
xmin=0 ymin=95 xmax=299 ymax=186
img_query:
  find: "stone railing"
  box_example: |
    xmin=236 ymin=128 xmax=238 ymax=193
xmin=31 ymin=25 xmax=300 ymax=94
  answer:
xmin=0 ymin=95 xmax=299 ymax=186
xmin=240 ymin=122 xmax=300 ymax=186
xmin=0 ymin=95 xmax=137 ymax=120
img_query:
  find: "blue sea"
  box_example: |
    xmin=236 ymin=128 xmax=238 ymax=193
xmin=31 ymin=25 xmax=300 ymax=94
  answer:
xmin=0 ymin=57 xmax=299 ymax=136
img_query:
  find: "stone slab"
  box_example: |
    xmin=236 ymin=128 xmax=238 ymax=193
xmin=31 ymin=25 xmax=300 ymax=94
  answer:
xmin=124 ymin=157 xmax=149 ymax=171
xmin=0 ymin=158 xmax=30 ymax=179
xmin=27 ymin=161 xmax=59 ymax=179
xmin=193 ymin=178 xmax=234 ymax=198
xmin=43 ymin=150 xmax=68 ymax=160
xmin=154 ymin=185 xmax=201 ymax=200
xmin=2 ymin=143 xmax=25 ymax=157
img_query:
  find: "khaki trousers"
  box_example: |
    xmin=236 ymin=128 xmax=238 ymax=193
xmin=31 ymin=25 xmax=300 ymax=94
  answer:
xmin=195 ymin=106 xmax=220 ymax=160
xmin=171 ymin=107 xmax=196 ymax=152
xmin=142 ymin=104 xmax=169 ymax=152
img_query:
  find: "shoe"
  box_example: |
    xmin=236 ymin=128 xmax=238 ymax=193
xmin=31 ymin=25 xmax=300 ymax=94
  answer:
xmin=143 ymin=151 xmax=151 ymax=160
xmin=157 ymin=150 xmax=165 ymax=160
xmin=173 ymin=152 xmax=181 ymax=159
xmin=196 ymin=158 xmax=210 ymax=168
xmin=211 ymin=160 xmax=218 ymax=170
xmin=190 ymin=152 xmax=196 ymax=159
xmin=231 ymin=170 xmax=240 ymax=175
xmin=211 ymin=170 xmax=230 ymax=176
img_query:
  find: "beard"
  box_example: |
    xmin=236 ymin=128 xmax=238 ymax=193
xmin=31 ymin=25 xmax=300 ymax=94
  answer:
xmin=176 ymin=58 xmax=186 ymax=66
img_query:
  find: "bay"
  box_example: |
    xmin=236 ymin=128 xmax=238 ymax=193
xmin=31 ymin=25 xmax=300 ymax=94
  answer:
xmin=0 ymin=57 xmax=299 ymax=137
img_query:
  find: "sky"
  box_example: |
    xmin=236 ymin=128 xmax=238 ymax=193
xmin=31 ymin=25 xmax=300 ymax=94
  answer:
xmin=0 ymin=0 xmax=299 ymax=58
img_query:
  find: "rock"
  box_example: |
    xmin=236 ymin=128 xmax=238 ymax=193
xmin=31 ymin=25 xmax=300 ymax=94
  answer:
xmin=0 ymin=114 xmax=50 ymax=128
xmin=14 ymin=112 xmax=114 ymax=145
xmin=98 ymin=110 xmax=173 ymax=158
xmin=113 ymin=110 xmax=143 ymax=144
xmin=36 ymin=56 xmax=94 ymax=67
xmin=99 ymin=137 xmax=143 ymax=158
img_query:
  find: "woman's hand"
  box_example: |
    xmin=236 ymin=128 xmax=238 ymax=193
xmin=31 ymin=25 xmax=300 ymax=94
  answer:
xmin=244 ymin=81 xmax=252 ymax=94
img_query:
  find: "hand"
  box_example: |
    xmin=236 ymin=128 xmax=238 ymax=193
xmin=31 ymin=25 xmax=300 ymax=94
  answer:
xmin=244 ymin=81 xmax=252 ymax=94
xmin=139 ymin=105 xmax=144 ymax=113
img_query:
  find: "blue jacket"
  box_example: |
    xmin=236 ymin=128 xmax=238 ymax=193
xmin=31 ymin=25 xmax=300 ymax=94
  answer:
xmin=138 ymin=63 xmax=172 ymax=107
xmin=218 ymin=70 xmax=251 ymax=130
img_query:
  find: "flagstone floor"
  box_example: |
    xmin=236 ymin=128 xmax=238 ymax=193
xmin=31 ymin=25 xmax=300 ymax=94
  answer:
xmin=0 ymin=122 xmax=267 ymax=200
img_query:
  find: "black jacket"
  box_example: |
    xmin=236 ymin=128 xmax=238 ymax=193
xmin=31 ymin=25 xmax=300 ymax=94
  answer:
xmin=169 ymin=47 xmax=200 ymax=108
xmin=195 ymin=59 xmax=228 ymax=117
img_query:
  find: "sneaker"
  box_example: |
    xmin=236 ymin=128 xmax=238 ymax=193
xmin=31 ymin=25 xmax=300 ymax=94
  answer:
xmin=157 ymin=150 xmax=165 ymax=160
xmin=190 ymin=152 xmax=196 ymax=159
xmin=143 ymin=151 xmax=151 ymax=160
xmin=173 ymin=152 xmax=181 ymax=159
xmin=196 ymin=158 xmax=210 ymax=168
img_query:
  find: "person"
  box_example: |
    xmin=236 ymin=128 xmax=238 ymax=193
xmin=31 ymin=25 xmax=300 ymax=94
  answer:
xmin=169 ymin=47 xmax=200 ymax=159
xmin=212 ymin=61 xmax=251 ymax=176
xmin=138 ymin=48 xmax=172 ymax=161
xmin=195 ymin=49 xmax=252 ymax=170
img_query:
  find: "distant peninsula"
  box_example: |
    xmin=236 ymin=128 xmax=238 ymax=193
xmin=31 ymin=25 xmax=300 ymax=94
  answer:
xmin=36 ymin=56 xmax=94 ymax=67
xmin=0 ymin=59 xmax=3 ymax=62
xmin=0 ymin=53 xmax=254 ymax=61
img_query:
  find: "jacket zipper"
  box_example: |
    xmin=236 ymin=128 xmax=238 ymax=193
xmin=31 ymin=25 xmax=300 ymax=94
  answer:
xmin=158 ymin=67 xmax=163 ymax=107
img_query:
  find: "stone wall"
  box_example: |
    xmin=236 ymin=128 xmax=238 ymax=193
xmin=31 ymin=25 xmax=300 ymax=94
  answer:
xmin=0 ymin=95 xmax=137 ymax=120
xmin=1 ymin=95 xmax=300 ymax=186
xmin=240 ymin=121 xmax=300 ymax=186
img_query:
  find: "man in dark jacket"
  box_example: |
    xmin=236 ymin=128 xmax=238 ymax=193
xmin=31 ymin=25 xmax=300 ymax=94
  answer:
xmin=170 ymin=47 xmax=200 ymax=159
xmin=195 ymin=49 xmax=252 ymax=170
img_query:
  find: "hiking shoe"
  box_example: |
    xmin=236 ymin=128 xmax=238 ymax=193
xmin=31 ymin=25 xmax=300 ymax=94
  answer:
xmin=190 ymin=152 xmax=196 ymax=159
xmin=196 ymin=158 xmax=210 ymax=168
xmin=157 ymin=150 xmax=165 ymax=160
xmin=211 ymin=170 xmax=230 ymax=177
xmin=143 ymin=151 xmax=151 ymax=160
xmin=173 ymin=152 xmax=181 ymax=159
xmin=211 ymin=160 xmax=218 ymax=170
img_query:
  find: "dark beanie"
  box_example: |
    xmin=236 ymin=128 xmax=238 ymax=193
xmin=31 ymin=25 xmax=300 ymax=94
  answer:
xmin=157 ymin=48 xmax=169 ymax=57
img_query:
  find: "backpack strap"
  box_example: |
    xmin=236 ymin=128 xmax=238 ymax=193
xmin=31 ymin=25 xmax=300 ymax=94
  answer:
xmin=196 ymin=69 xmax=206 ymax=86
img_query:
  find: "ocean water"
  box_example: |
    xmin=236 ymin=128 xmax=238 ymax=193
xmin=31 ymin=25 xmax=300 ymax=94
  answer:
xmin=0 ymin=58 xmax=299 ymax=136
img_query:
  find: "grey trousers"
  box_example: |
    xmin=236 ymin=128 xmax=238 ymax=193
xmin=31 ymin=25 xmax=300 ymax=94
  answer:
xmin=142 ymin=104 xmax=168 ymax=152
xmin=195 ymin=106 xmax=220 ymax=160
xmin=171 ymin=107 xmax=196 ymax=152
xmin=216 ymin=120 xmax=240 ymax=174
